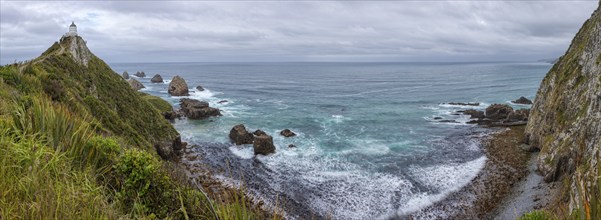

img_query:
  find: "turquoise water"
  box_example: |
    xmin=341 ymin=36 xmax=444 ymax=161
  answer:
xmin=110 ymin=62 xmax=550 ymax=219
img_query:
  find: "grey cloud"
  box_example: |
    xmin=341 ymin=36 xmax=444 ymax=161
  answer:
xmin=1 ymin=1 xmax=598 ymax=64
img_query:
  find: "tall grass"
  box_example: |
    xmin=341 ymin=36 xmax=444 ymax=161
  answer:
xmin=0 ymin=120 xmax=117 ymax=219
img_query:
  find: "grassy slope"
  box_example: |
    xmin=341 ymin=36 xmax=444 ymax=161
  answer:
xmin=0 ymin=36 xmax=265 ymax=219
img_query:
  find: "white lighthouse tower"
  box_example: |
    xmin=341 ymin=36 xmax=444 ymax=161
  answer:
xmin=64 ymin=21 xmax=78 ymax=37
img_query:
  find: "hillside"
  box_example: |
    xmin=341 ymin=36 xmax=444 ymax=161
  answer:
xmin=0 ymin=35 xmax=262 ymax=218
xmin=525 ymin=1 xmax=601 ymax=218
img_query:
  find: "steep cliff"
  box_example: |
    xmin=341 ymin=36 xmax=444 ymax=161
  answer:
xmin=525 ymin=2 xmax=601 ymax=213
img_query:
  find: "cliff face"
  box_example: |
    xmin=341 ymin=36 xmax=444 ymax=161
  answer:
xmin=525 ymin=2 xmax=601 ymax=210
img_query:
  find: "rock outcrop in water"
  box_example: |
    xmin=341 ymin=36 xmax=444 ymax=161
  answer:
xmin=122 ymin=71 xmax=129 ymax=79
xmin=168 ymin=76 xmax=189 ymax=96
xmin=462 ymin=104 xmax=528 ymax=126
xmin=151 ymin=74 xmax=163 ymax=83
xmin=280 ymin=129 xmax=296 ymax=137
xmin=525 ymin=3 xmax=601 ymax=212
xmin=512 ymin=96 xmax=533 ymax=105
xmin=229 ymin=124 xmax=254 ymax=145
xmin=253 ymin=133 xmax=275 ymax=155
xmin=135 ymin=71 xmax=146 ymax=77
xmin=179 ymin=98 xmax=221 ymax=119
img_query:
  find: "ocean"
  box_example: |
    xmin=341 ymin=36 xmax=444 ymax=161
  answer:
xmin=109 ymin=62 xmax=550 ymax=219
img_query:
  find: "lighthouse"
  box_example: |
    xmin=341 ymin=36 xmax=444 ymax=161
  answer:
xmin=65 ymin=21 xmax=78 ymax=37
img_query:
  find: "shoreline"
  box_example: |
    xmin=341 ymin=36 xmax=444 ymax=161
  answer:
xmin=410 ymin=125 xmax=537 ymax=219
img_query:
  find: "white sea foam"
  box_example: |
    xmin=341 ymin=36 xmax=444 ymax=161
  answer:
xmin=396 ymin=156 xmax=487 ymax=216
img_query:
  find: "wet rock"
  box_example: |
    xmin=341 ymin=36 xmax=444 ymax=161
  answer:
xmin=135 ymin=71 xmax=146 ymax=77
xmin=122 ymin=71 xmax=129 ymax=79
xmin=433 ymin=117 xmax=443 ymax=120
xmin=463 ymin=109 xmax=485 ymax=119
xmin=179 ymin=98 xmax=221 ymax=119
xmin=280 ymin=129 xmax=296 ymax=137
xmin=127 ymin=78 xmax=145 ymax=91
xmin=218 ymin=100 xmax=228 ymax=104
xmin=288 ymin=144 xmax=296 ymax=148
xmin=151 ymin=74 xmax=164 ymax=83
xmin=154 ymin=136 xmax=186 ymax=161
xmin=196 ymin=86 xmax=205 ymax=91
xmin=253 ymin=129 xmax=267 ymax=136
xmin=168 ymin=75 xmax=189 ymax=96
xmin=506 ymin=109 xmax=529 ymax=122
xmin=253 ymin=134 xmax=275 ymax=155
xmin=439 ymin=119 xmax=459 ymax=123
xmin=446 ymin=102 xmax=480 ymax=106
xmin=485 ymin=104 xmax=514 ymax=120
xmin=512 ymin=96 xmax=533 ymax=105
xmin=229 ymin=124 xmax=254 ymax=145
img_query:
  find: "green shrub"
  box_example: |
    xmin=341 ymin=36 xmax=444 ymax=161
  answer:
xmin=114 ymin=149 xmax=178 ymax=218
xmin=142 ymin=94 xmax=174 ymax=113
xmin=519 ymin=210 xmax=552 ymax=220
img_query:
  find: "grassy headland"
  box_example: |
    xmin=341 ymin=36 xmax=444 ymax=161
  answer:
xmin=0 ymin=36 xmax=268 ymax=219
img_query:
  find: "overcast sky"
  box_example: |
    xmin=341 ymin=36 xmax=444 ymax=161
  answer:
xmin=0 ymin=1 xmax=598 ymax=64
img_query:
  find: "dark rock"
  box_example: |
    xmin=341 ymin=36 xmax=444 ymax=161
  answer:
xmin=168 ymin=75 xmax=189 ymax=96
xmin=154 ymin=136 xmax=186 ymax=161
xmin=229 ymin=124 xmax=254 ymax=145
xmin=485 ymin=104 xmax=514 ymax=120
xmin=196 ymin=86 xmax=205 ymax=91
xmin=253 ymin=134 xmax=275 ymax=155
xmin=433 ymin=117 xmax=443 ymax=120
xmin=463 ymin=109 xmax=485 ymax=119
xmin=512 ymin=96 xmax=533 ymax=105
xmin=162 ymin=111 xmax=178 ymax=121
xmin=151 ymin=74 xmax=164 ymax=83
xmin=135 ymin=71 xmax=146 ymax=77
xmin=122 ymin=71 xmax=129 ymax=79
xmin=288 ymin=144 xmax=296 ymax=148
xmin=280 ymin=129 xmax=296 ymax=137
xmin=253 ymin=129 xmax=267 ymax=136
xmin=179 ymin=98 xmax=221 ymax=119
xmin=439 ymin=119 xmax=459 ymax=123
xmin=446 ymin=102 xmax=480 ymax=106
xmin=127 ymin=78 xmax=145 ymax=91
xmin=218 ymin=100 xmax=228 ymax=104
xmin=506 ymin=109 xmax=529 ymax=122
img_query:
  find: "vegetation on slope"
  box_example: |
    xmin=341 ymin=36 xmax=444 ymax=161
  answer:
xmin=523 ymin=2 xmax=601 ymax=219
xmin=0 ymin=35 xmax=267 ymax=219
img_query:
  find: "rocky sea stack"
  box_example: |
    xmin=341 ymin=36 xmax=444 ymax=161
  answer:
xmin=168 ymin=75 xmax=189 ymax=96
xmin=151 ymin=74 xmax=164 ymax=83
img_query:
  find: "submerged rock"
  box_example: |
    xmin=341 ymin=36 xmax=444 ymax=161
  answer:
xmin=253 ymin=133 xmax=275 ymax=155
xmin=280 ymin=129 xmax=296 ymax=137
xmin=446 ymin=102 xmax=480 ymax=106
xmin=127 ymin=78 xmax=145 ymax=91
xmin=179 ymin=98 xmax=221 ymax=119
xmin=122 ymin=71 xmax=129 ymax=79
xmin=512 ymin=96 xmax=533 ymax=105
xmin=168 ymin=75 xmax=189 ymax=96
xmin=196 ymin=85 xmax=205 ymax=91
xmin=151 ymin=74 xmax=164 ymax=83
xmin=229 ymin=124 xmax=254 ymax=145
